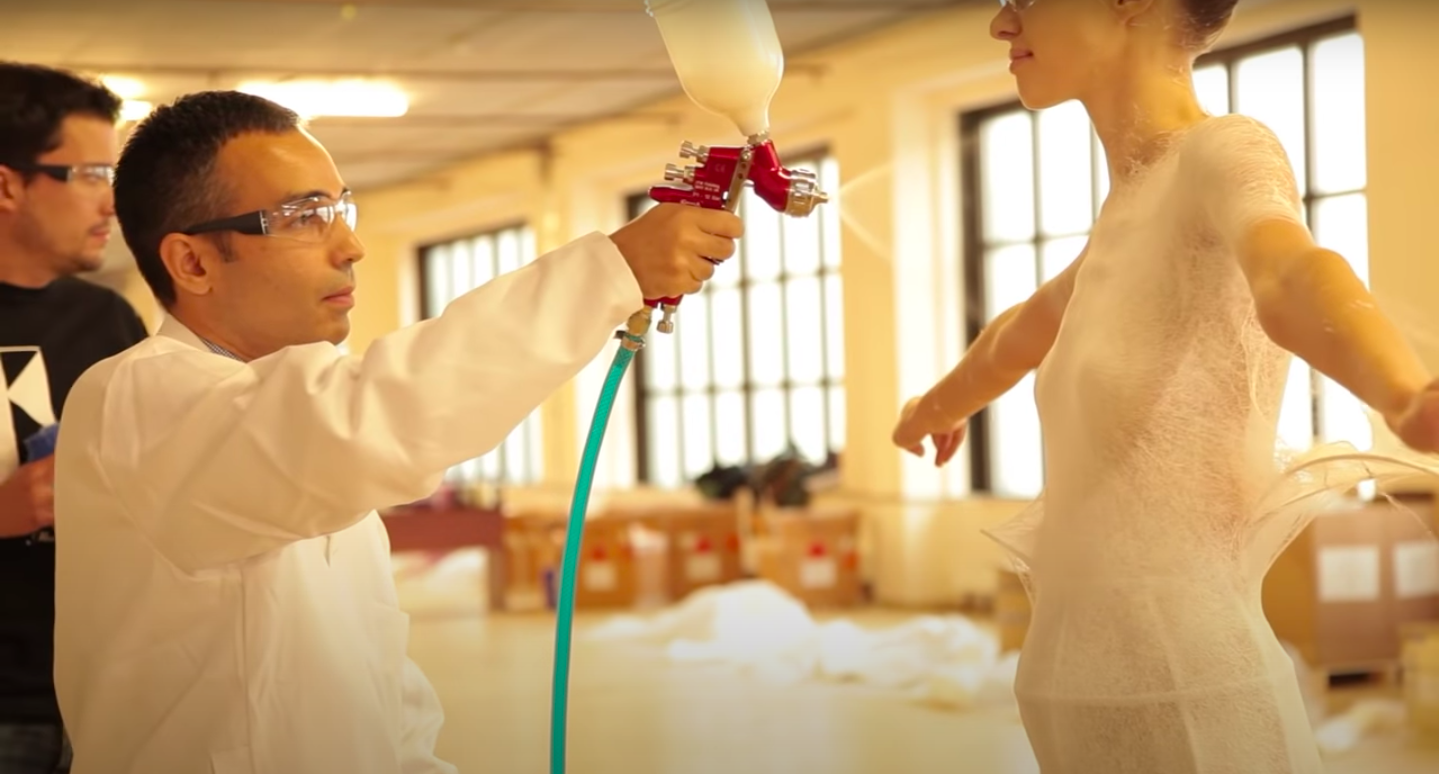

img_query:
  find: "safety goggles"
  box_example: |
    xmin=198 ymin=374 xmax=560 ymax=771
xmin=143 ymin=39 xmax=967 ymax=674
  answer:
xmin=2 ymin=162 xmax=115 ymax=185
xmin=180 ymin=191 xmax=357 ymax=244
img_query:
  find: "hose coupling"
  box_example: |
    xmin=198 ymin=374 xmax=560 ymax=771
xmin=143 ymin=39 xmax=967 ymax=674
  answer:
xmin=617 ymin=307 xmax=654 ymax=351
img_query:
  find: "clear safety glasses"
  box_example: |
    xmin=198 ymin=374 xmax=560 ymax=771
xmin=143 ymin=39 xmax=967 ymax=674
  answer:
xmin=180 ymin=191 xmax=357 ymax=244
xmin=2 ymin=162 xmax=115 ymax=185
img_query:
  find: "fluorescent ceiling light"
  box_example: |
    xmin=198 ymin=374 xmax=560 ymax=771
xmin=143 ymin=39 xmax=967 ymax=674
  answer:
xmin=100 ymin=75 xmax=145 ymax=100
xmin=236 ymin=79 xmax=409 ymax=118
xmin=120 ymin=100 xmax=153 ymax=123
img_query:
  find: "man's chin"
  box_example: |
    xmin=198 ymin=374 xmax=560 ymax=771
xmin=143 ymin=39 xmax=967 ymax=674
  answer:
xmin=324 ymin=320 xmax=352 ymax=347
xmin=69 ymin=252 xmax=107 ymax=275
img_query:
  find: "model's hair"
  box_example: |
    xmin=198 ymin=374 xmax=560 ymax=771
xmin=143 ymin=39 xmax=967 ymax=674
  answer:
xmin=0 ymin=61 xmax=122 ymax=171
xmin=114 ymin=91 xmax=301 ymax=307
xmin=1178 ymin=0 xmax=1240 ymax=51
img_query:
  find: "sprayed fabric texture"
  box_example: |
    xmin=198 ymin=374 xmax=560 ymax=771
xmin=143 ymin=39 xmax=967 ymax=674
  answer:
xmin=982 ymin=113 xmax=1439 ymax=773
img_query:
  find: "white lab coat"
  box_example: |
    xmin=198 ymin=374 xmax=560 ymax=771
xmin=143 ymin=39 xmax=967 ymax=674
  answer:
xmin=52 ymin=232 xmax=643 ymax=774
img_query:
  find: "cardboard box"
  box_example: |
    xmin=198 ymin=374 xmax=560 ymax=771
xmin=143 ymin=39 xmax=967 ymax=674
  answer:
xmin=500 ymin=510 xmax=668 ymax=612
xmin=1400 ymin=621 xmax=1439 ymax=742
xmin=583 ymin=501 xmax=748 ymax=603
xmin=660 ymin=504 xmax=746 ymax=602
xmin=1263 ymin=494 xmax=1439 ymax=675
xmin=754 ymin=507 xmax=863 ymax=608
xmin=570 ymin=514 xmax=668 ymax=611
xmin=500 ymin=510 xmax=566 ymax=612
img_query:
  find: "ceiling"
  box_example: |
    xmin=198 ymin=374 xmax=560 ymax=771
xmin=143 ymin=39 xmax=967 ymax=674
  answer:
xmin=3 ymin=0 xmax=967 ymax=192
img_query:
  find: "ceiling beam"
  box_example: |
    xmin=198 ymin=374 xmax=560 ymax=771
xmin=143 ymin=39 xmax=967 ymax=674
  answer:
xmin=192 ymin=0 xmax=962 ymax=11
xmin=56 ymin=62 xmax=826 ymax=82
xmin=333 ymin=150 xmax=512 ymax=163
xmin=307 ymin=113 xmax=680 ymax=127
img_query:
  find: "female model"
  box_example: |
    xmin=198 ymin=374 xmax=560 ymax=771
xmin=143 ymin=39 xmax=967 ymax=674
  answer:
xmin=892 ymin=0 xmax=1439 ymax=771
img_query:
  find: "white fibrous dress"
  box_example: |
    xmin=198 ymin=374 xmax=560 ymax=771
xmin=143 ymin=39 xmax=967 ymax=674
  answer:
xmin=983 ymin=113 xmax=1439 ymax=773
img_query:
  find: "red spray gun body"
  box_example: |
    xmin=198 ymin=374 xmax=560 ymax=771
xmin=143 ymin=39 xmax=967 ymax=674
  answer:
xmin=644 ymin=133 xmax=828 ymax=333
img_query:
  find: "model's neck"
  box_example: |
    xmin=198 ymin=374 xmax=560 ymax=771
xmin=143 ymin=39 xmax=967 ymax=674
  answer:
xmin=0 ymin=235 xmax=58 ymax=288
xmin=1082 ymin=60 xmax=1209 ymax=184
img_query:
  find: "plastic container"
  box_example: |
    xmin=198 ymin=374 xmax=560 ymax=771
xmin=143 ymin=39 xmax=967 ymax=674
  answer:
xmin=1401 ymin=621 xmax=1439 ymax=745
xmin=647 ymin=0 xmax=784 ymax=137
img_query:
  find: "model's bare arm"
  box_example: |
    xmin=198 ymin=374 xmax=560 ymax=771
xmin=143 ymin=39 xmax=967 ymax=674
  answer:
xmin=893 ymin=247 xmax=1086 ymax=462
xmin=922 ymin=247 xmax=1085 ymax=424
xmin=1238 ymin=218 xmax=1437 ymax=448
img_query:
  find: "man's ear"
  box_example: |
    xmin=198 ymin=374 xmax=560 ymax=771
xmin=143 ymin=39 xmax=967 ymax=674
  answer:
xmin=0 ymin=166 xmax=24 ymax=215
xmin=158 ymin=233 xmax=217 ymax=301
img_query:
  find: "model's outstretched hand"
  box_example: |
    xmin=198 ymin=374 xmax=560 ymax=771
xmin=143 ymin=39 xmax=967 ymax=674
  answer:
xmin=1387 ymin=380 xmax=1439 ymax=454
xmin=892 ymin=396 xmax=968 ymax=467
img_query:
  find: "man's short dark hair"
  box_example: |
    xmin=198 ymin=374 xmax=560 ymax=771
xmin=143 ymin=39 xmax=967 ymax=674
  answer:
xmin=114 ymin=91 xmax=301 ymax=307
xmin=0 ymin=61 xmax=122 ymax=172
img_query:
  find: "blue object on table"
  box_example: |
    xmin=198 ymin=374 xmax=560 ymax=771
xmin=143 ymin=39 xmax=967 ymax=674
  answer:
xmin=543 ymin=567 xmax=557 ymax=610
xmin=23 ymin=424 xmax=59 ymax=462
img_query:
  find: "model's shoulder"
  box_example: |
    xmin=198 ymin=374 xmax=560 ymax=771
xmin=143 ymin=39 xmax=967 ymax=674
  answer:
xmin=1185 ymin=114 xmax=1288 ymax=156
xmin=1176 ymin=115 xmax=1297 ymax=191
xmin=1200 ymin=112 xmax=1275 ymax=133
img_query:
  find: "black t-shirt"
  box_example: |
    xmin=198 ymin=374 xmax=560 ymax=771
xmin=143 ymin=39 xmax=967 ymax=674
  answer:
xmin=0 ymin=276 xmax=149 ymax=723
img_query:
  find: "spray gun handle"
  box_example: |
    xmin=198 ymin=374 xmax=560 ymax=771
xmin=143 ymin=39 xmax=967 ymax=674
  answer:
xmin=642 ymin=169 xmax=708 ymax=334
xmin=645 ymin=163 xmax=725 ymax=325
xmin=643 ymin=141 xmax=753 ymax=333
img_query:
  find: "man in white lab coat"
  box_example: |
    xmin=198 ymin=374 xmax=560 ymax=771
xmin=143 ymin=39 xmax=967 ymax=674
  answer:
xmin=50 ymin=90 xmax=740 ymax=774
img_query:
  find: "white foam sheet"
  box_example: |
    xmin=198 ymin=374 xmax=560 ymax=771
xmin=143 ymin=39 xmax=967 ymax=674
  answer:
xmin=587 ymin=580 xmax=1021 ymax=714
xmin=1314 ymin=699 xmax=1409 ymax=756
xmin=585 ymin=580 xmax=1402 ymax=754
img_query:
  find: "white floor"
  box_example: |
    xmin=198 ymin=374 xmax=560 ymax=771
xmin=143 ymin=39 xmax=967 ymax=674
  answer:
xmin=396 ymin=560 xmax=1439 ymax=774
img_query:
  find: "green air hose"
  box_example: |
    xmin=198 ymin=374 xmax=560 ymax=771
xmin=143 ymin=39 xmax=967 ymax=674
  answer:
xmin=549 ymin=323 xmax=647 ymax=774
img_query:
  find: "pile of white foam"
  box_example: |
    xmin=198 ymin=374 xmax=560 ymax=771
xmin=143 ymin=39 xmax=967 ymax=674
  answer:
xmin=584 ymin=579 xmax=1409 ymax=755
xmin=587 ymin=580 xmax=1020 ymax=713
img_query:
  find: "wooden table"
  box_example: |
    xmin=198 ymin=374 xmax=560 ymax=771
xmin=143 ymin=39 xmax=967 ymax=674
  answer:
xmin=381 ymin=505 xmax=507 ymax=612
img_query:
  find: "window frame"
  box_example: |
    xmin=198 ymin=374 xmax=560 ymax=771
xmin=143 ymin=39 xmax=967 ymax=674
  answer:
xmin=625 ymin=146 xmax=845 ymax=486
xmin=416 ymin=220 xmax=543 ymax=486
xmin=416 ymin=219 xmax=529 ymax=319
xmin=959 ymin=15 xmax=1361 ymax=495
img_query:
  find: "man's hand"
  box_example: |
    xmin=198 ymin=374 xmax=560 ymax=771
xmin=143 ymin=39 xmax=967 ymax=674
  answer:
xmin=1386 ymin=380 xmax=1439 ymax=454
xmin=892 ymin=396 xmax=968 ymax=468
xmin=609 ymin=203 xmax=743 ymax=300
xmin=0 ymin=457 xmax=56 ymax=538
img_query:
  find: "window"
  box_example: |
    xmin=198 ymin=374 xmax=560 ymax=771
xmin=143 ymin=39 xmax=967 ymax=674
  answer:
xmin=418 ymin=224 xmax=544 ymax=486
xmin=628 ymin=153 xmax=845 ymax=487
xmin=960 ymin=18 xmax=1365 ymax=499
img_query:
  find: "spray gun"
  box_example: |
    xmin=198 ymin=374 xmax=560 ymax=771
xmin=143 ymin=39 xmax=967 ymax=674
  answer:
xmin=631 ymin=0 xmax=830 ymax=336
xmin=644 ymin=135 xmax=828 ymax=332
xmin=550 ymin=2 xmax=828 ymax=772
